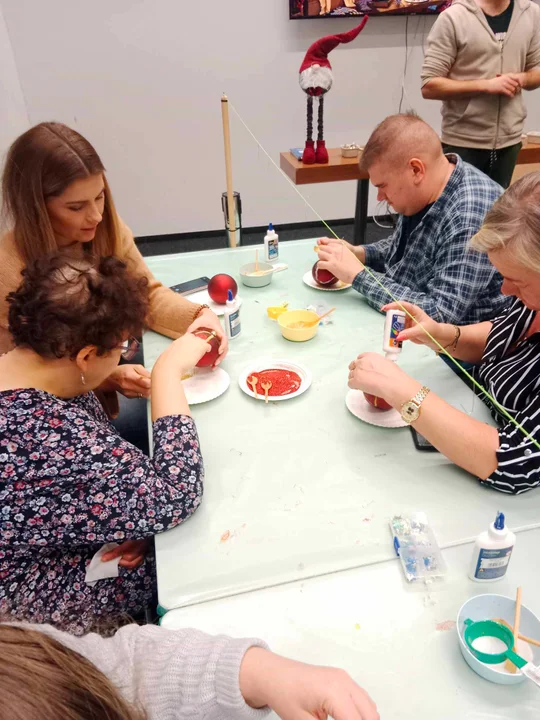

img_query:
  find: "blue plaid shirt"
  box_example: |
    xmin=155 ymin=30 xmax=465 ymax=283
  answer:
xmin=354 ymin=156 xmax=510 ymax=323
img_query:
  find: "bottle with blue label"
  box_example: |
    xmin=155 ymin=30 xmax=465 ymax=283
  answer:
xmin=469 ymin=511 xmax=516 ymax=582
xmin=382 ymin=309 xmax=406 ymax=361
xmin=264 ymin=223 xmax=279 ymax=263
xmin=224 ymin=289 xmax=241 ymax=339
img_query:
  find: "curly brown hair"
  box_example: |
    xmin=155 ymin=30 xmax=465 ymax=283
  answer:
xmin=7 ymin=253 xmax=149 ymax=359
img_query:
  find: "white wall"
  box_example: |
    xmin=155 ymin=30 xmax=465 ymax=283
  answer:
xmin=2 ymin=1 xmax=540 ymax=237
xmin=0 ymin=5 xmax=28 ymax=165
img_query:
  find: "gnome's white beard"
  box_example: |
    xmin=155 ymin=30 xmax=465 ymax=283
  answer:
xmin=299 ymin=65 xmax=333 ymax=93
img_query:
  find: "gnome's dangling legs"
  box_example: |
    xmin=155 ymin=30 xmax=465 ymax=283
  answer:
xmin=303 ymin=93 xmax=328 ymax=165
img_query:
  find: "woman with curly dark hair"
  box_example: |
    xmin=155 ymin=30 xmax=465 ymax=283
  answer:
xmin=0 ymin=252 xmax=210 ymax=634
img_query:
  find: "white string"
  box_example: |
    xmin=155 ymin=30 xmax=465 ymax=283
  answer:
xmin=229 ymin=103 xmax=342 ymax=241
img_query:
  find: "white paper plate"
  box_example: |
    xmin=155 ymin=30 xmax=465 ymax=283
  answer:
xmin=188 ymin=289 xmax=243 ymax=317
xmin=302 ymin=271 xmax=351 ymax=292
xmin=238 ymin=359 xmax=312 ymax=402
xmin=346 ymin=389 xmax=407 ymax=428
xmin=182 ymin=367 xmax=230 ymax=405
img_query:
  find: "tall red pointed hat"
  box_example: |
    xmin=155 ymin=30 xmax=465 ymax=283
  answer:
xmin=299 ymin=17 xmax=368 ymax=75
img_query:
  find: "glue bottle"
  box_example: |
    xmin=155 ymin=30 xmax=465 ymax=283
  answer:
xmin=469 ymin=512 xmax=516 ymax=582
xmin=264 ymin=223 xmax=279 ymax=263
xmin=382 ymin=309 xmax=406 ymax=361
xmin=224 ymin=289 xmax=241 ymax=339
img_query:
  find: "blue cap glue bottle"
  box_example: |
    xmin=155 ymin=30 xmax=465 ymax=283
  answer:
xmin=224 ymin=289 xmax=241 ymax=339
xmin=468 ymin=511 xmax=516 ymax=582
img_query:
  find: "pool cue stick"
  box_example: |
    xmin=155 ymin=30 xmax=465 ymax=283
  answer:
xmin=221 ymin=94 xmax=237 ymax=248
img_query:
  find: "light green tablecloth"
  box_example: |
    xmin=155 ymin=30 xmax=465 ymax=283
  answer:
xmin=143 ymin=240 xmax=540 ymax=613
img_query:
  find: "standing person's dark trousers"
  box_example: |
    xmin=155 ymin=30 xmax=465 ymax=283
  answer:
xmin=442 ymin=142 xmax=521 ymax=189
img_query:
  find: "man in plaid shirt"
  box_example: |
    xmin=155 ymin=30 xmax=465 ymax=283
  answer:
xmin=318 ymin=114 xmax=509 ymax=323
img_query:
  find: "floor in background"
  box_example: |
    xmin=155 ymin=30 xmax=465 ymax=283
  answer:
xmin=136 ymin=219 xmax=393 ymax=257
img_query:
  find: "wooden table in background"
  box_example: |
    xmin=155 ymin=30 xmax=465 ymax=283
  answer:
xmin=280 ymin=141 xmax=540 ymax=245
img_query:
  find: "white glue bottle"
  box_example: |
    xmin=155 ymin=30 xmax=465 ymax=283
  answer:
xmin=382 ymin=309 xmax=406 ymax=361
xmin=469 ymin=511 xmax=516 ymax=582
xmin=264 ymin=223 xmax=279 ymax=263
xmin=224 ymin=289 xmax=241 ymax=339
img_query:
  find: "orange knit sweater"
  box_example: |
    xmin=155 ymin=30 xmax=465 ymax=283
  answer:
xmin=0 ymin=220 xmax=202 ymax=355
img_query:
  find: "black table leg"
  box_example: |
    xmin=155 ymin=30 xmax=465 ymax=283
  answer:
xmin=353 ymin=178 xmax=369 ymax=246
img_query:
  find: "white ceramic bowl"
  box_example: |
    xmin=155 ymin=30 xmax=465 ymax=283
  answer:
xmin=457 ymin=594 xmax=540 ymax=685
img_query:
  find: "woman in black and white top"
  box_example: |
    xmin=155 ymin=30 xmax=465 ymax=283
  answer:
xmin=347 ymin=171 xmax=540 ymax=494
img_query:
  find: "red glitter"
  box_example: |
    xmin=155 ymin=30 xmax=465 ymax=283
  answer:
xmin=247 ymin=369 xmax=302 ymax=397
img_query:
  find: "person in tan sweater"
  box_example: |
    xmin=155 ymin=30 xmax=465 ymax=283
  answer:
xmin=421 ymin=0 xmax=540 ymax=188
xmin=0 ymin=122 xmax=228 ymax=400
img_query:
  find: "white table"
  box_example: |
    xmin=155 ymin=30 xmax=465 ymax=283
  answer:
xmin=161 ymin=528 xmax=540 ymax=720
xmin=143 ymin=240 xmax=540 ymax=614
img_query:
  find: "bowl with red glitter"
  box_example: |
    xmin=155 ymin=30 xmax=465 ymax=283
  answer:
xmin=239 ymin=359 xmax=312 ymax=402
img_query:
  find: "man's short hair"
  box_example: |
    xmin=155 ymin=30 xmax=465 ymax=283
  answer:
xmin=359 ymin=113 xmax=443 ymax=172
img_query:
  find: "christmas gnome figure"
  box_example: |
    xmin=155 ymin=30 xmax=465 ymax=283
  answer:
xmin=299 ymin=17 xmax=368 ymax=165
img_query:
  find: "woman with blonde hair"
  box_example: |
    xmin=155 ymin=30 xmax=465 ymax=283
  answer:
xmin=0 ymin=122 xmax=227 ymax=403
xmin=0 ymin=622 xmax=379 ymax=720
xmin=347 ymin=171 xmax=540 ymax=494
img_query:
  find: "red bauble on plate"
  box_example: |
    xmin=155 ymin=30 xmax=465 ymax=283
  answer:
xmin=364 ymin=393 xmax=392 ymax=411
xmin=312 ymin=261 xmax=338 ymax=287
xmin=193 ymin=328 xmax=221 ymax=367
xmin=208 ymin=274 xmax=238 ymax=305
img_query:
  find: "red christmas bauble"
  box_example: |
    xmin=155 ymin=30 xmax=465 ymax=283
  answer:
xmin=208 ymin=274 xmax=238 ymax=305
xmin=193 ymin=328 xmax=220 ymax=367
xmin=312 ymin=261 xmax=338 ymax=287
xmin=364 ymin=393 xmax=392 ymax=411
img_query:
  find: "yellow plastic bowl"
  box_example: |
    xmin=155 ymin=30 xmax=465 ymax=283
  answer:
xmin=278 ymin=310 xmax=320 ymax=342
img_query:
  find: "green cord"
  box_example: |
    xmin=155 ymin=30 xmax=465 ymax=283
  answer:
xmin=321 ymin=223 xmax=540 ymax=453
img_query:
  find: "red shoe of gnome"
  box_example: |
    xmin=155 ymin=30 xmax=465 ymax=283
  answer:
xmin=315 ymin=140 xmax=329 ymax=164
xmin=303 ymin=139 xmax=316 ymax=165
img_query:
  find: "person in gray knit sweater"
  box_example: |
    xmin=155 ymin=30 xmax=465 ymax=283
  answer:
xmin=0 ymin=622 xmax=379 ymax=720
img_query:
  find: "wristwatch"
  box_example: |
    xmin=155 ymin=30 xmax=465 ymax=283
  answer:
xmin=401 ymin=386 xmax=430 ymax=424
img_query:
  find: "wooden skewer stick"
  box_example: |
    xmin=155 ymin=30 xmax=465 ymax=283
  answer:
xmin=221 ymin=94 xmax=237 ymax=249
xmin=255 ymin=249 xmax=259 ymax=273
xmin=505 ymin=587 xmax=523 ymax=673
xmin=493 ymin=618 xmax=540 ymax=649
xmin=306 ymin=306 xmax=336 ymax=326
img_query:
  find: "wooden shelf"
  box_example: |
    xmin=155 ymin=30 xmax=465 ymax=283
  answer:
xmin=280 ymin=142 xmax=540 ymax=187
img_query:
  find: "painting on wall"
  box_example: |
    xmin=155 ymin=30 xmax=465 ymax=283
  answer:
xmin=290 ymin=0 xmax=453 ymax=18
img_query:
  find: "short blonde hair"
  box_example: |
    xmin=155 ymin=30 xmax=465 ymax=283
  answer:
xmin=470 ymin=171 xmax=540 ymax=272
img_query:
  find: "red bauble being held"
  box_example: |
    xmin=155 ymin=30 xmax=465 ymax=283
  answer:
xmin=193 ymin=328 xmax=221 ymax=368
xmin=312 ymin=260 xmax=338 ymax=287
xmin=364 ymin=393 xmax=392 ymax=411
xmin=208 ymin=274 xmax=238 ymax=305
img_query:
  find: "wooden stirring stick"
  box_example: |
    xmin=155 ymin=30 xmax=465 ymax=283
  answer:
xmin=304 ymin=307 xmax=336 ymax=327
xmin=248 ymin=376 xmax=259 ymax=398
xmin=493 ymin=617 xmax=540 ymax=648
xmin=260 ymin=381 xmax=272 ymax=404
xmin=505 ymin=587 xmax=523 ymax=673
xmin=255 ymin=249 xmax=259 ymax=274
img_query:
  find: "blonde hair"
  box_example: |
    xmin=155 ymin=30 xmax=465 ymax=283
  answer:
xmin=0 ymin=623 xmax=146 ymax=720
xmin=1 ymin=122 xmax=122 ymax=265
xmin=359 ymin=113 xmax=443 ymax=172
xmin=470 ymin=171 xmax=540 ymax=271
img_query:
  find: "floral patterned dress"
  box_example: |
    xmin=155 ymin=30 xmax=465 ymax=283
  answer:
xmin=0 ymin=389 xmax=203 ymax=635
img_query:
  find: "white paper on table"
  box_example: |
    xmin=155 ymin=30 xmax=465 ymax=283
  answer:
xmin=85 ymin=542 xmax=120 ymax=586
